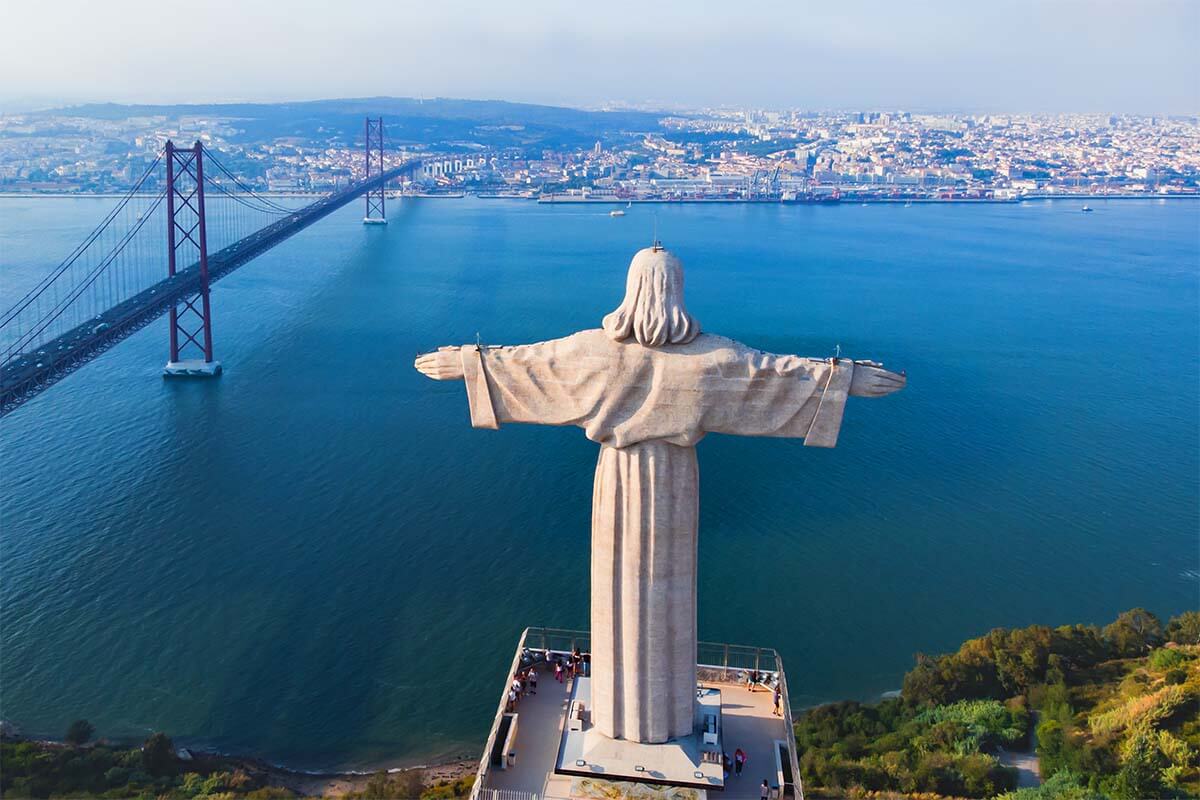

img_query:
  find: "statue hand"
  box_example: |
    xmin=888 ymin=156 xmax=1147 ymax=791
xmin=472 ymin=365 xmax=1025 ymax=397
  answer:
xmin=414 ymin=347 xmax=465 ymax=381
xmin=848 ymin=361 xmax=906 ymax=397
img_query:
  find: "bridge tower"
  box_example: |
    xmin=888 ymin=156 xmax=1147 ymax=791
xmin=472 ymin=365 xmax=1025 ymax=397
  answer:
xmin=363 ymin=117 xmax=387 ymax=224
xmin=163 ymin=140 xmax=221 ymax=377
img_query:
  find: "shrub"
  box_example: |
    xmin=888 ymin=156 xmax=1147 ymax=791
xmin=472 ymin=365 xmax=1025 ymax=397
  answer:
xmin=141 ymin=732 xmax=176 ymax=776
xmin=1164 ymin=667 xmax=1187 ymax=685
xmin=995 ymin=769 xmax=1098 ymax=800
xmin=1089 ymin=684 xmax=1192 ymax=736
xmin=1166 ymin=611 xmax=1200 ymax=645
xmin=65 ymin=719 xmax=95 ymax=745
xmin=1149 ymin=647 xmax=1189 ymax=671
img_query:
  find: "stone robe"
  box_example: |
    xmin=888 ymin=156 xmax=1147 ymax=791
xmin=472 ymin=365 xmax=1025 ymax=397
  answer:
xmin=457 ymin=329 xmax=855 ymax=743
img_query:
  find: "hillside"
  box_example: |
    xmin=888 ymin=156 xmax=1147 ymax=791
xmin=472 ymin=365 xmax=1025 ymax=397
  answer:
xmin=794 ymin=609 xmax=1200 ymax=799
xmin=29 ymin=96 xmax=665 ymax=150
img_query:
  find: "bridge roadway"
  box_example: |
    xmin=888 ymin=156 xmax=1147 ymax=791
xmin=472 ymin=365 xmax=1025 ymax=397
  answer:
xmin=0 ymin=163 xmax=413 ymax=417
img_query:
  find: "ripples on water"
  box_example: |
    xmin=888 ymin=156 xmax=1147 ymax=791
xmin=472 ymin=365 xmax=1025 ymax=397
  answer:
xmin=1 ymin=197 xmax=1197 ymax=770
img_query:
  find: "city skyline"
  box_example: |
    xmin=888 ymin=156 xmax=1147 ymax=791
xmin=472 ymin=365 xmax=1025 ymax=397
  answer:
xmin=2 ymin=0 xmax=1198 ymax=114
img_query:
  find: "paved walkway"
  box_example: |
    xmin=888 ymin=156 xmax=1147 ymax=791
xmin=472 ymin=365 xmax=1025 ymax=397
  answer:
xmin=716 ymin=683 xmax=789 ymax=800
xmin=483 ymin=670 xmax=573 ymax=797
xmin=997 ymin=712 xmax=1041 ymax=789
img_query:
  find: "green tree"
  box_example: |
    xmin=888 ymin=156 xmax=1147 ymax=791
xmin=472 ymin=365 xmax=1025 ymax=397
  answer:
xmin=1103 ymin=608 xmax=1164 ymax=657
xmin=64 ymin=719 xmax=95 ymax=745
xmin=1165 ymin=610 xmax=1200 ymax=644
xmin=1105 ymin=728 xmax=1165 ymax=799
xmin=141 ymin=731 xmax=176 ymax=776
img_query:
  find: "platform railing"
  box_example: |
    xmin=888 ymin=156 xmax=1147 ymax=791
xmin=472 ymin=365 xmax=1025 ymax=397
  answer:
xmin=471 ymin=628 xmax=534 ymax=800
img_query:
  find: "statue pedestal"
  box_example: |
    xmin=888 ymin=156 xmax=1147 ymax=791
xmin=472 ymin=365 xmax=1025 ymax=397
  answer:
xmin=556 ymin=678 xmax=724 ymax=790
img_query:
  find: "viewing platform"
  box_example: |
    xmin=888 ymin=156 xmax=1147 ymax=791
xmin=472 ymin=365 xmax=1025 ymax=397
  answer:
xmin=471 ymin=628 xmax=803 ymax=800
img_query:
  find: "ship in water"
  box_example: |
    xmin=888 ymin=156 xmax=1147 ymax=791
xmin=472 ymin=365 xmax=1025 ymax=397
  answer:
xmin=780 ymin=189 xmax=841 ymax=204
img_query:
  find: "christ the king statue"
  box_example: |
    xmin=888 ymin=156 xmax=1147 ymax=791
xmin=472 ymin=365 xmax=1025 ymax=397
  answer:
xmin=415 ymin=245 xmax=905 ymax=745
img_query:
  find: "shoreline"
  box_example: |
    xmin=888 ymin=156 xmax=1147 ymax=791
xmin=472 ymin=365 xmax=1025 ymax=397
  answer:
xmin=199 ymin=753 xmax=477 ymax=798
xmin=0 ymin=191 xmax=1196 ymax=202
xmin=0 ymin=729 xmax=477 ymax=798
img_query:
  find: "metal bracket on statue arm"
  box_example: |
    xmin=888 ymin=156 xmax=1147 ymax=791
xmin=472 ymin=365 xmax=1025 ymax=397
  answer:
xmin=460 ymin=344 xmax=499 ymax=430
xmin=804 ymin=359 xmax=854 ymax=448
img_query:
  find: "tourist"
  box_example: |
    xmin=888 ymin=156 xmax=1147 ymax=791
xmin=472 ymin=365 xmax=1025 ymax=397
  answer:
xmin=748 ymin=669 xmax=759 ymax=692
xmin=507 ymin=688 xmax=517 ymax=712
xmin=555 ymin=661 xmax=564 ymax=683
xmin=582 ymin=651 xmax=591 ymax=677
xmin=734 ymin=748 xmax=746 ymax=776
xmin=512 ymin=674 xmax=523 ymax=700
xmin=773 ymin=685 xmax=782 ymax=716
xmin=760 ymin=779 xmax=770 ymax=800
xmin=528 ymin=666 xmax=538 ymax=694
xmin=722 ymin=752 xmax=731 ymax=779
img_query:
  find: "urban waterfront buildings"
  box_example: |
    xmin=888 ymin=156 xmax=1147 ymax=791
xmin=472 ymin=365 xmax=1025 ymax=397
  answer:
xmin=1 ymin=105 xmax=1197 ymax=202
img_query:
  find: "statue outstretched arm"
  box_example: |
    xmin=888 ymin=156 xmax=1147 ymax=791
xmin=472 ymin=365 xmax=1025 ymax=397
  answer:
xmin=415 ymin=334 xmax=611 ymax=430
xmin=700 ymin=347 xmax=905 ymax=447
xmin=414 ymin=347 xmax=464 ymax=381
xmin=848 ymin=360 xmax=906 ymax=397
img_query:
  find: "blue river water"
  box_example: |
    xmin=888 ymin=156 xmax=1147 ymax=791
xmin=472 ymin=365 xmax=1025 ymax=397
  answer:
xmin=0 ymin=196 xmax=1197 ymax=771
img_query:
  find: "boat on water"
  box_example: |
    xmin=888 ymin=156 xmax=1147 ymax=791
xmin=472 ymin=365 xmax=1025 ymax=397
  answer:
xmin=413 ymin=192 xmax=466 ymax=199
xmin=610 ymin=209 xmax=626 ymax=217
xmin=1081 ymin=205 xmax=1094 ymax=213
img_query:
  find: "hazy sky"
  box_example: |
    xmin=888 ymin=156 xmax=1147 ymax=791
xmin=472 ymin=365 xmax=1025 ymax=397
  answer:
xmin=2 ymin=0 xmax=1196 ymax=113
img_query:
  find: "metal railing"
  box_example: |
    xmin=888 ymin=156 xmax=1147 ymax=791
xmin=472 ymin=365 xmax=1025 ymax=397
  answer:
xmin=476 ymin=789 xmax=540 ymax=800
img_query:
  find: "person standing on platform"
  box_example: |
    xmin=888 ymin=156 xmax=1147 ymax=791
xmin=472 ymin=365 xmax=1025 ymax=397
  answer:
xmin=555 ymin=660 xmax=564 ymax=683
xmin=760 ymin=779 xmax=770 ymax=800
xmin=528 ymin=666 xmax=538 ymax=695
xmin=773 ymin=684 xmax=782 ymax=716
xmin=734 ymin=748 xmax=746 ymax=776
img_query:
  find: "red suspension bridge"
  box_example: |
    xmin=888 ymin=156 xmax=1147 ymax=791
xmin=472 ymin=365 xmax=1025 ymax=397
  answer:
xmin=0 ymin=117 xmax=414 ymax=416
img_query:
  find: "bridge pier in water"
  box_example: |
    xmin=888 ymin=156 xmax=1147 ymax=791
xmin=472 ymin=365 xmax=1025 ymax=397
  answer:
xmin=363 ymin=117 xmax=388 ymax=225
xmin=163 ymin=140 xmax=222 ymax=378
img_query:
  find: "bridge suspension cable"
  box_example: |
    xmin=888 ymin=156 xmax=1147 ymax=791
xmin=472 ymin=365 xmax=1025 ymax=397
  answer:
xmin=200 ymin=146 xmax=298 ymax=213
xmin=0 ymin=153 xmax=163 ymax=331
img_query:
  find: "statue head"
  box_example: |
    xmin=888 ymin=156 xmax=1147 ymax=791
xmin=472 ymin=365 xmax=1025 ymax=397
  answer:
xmin=602 ymin=245 xmax=700 ymax=347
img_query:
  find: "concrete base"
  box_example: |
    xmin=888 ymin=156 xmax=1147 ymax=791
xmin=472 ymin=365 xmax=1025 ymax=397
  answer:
xmin=556 ymin=677 xmax=724 ymax=791
xmin=163 ymin=360 xmax=222 ymax=377
xmin=362 ymin=217 xmax=388 ymax=225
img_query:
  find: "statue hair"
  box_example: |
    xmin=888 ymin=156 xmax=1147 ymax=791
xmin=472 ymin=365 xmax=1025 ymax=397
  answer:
xmin=602 ymin=247 xmax=700 ymax=347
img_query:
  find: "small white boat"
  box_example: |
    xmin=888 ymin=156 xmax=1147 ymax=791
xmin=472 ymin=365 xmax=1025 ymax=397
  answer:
xmin=1081 ymin=205 xmax=1093 ymax=213
xmin=610 ymin=209 xmax=625 ymax=217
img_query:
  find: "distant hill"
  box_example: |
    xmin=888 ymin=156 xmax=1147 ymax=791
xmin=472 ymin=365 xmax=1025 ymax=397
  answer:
xmin=34 ymin=96 xmax=666 ymax=150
